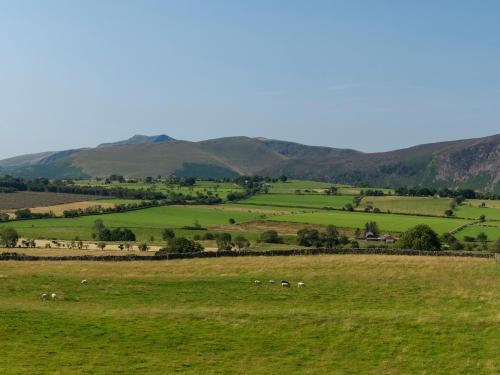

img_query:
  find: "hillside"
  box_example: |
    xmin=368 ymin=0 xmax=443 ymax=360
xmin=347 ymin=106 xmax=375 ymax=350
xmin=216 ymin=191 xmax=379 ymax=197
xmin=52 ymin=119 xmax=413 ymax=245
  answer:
xmin=0 ymin=133 xmax=499 ymax=192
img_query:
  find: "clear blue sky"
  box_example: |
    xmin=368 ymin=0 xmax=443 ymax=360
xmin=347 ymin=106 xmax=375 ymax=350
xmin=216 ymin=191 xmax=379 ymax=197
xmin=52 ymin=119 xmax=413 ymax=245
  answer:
xmin=1 ymin=0 xmax=499 ymax=159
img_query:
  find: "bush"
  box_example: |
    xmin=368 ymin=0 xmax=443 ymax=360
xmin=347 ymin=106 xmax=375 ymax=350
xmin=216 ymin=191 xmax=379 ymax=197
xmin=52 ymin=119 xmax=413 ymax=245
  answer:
xmin=202 ymin=232 xmax=215 ymax=240
xmin=297 ymin=229 xmax=321 ymax=247
xmin=260 ymin=230 xmax=282 ymax=244
xmin=157 ymin=237 xmax=204 ymax=254
xmin=365 ymin=221 xmax=380 ymax=236
xmin=234 ymin=235 xmax=250 ymax=250
xmin=398 ymin=224 xmax=441 ymax=251
xmin=215 ymin=233 xmax=233 ymax=251
xmin=0 ymin=227 xmax=19 ymax=248
xmin=463 ymin=236 xmax=475 ymax=242
xmin=162 ymin=228 xmax=175 ymax=241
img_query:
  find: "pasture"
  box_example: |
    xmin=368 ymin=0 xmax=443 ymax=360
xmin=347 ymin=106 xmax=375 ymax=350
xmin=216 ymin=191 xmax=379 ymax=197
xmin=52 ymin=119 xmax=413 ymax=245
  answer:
xmin=272 ymin=210 xmax=471 ymax=234
xmin=457 ymin=223 xmax=500 ymax=241
xmin=0 ymin=255 xmax=498 ymax=374
xmin=0 ymin=205 xmax=270 ymax=241
xmin=360 ymin=196 xmax=452 ymax=216
xmin=241 ymin=193 xmax=354 ymax=209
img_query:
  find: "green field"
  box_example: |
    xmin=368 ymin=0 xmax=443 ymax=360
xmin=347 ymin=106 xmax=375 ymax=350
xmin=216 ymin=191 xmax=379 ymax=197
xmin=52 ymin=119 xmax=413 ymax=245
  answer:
xmin=266 ymin=179 xmax=393 ymax=195
xmin=0 ymin=255 xmax=498 ymax=374
xmin=360 ymin=196 xmax=452 ymax=216
xmin=76 ymin=180 xmax=244 ymax=199
xmin=455 ymin=205 xmax=500 ymax=221
xmin=457 ymin=223 xmax=500 ymax=241
xmin=241 ymin=194 xmax=354 ymax=209
xmin=272 ymin=210 xmax=471 ymax=234
xmin=0 ymin=206 xmax=268 ymax=241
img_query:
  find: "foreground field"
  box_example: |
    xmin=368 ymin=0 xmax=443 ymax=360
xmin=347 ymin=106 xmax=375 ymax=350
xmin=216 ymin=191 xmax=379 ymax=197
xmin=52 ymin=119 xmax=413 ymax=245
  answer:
xmin=0 ymin=255 xmax=498 ymax=374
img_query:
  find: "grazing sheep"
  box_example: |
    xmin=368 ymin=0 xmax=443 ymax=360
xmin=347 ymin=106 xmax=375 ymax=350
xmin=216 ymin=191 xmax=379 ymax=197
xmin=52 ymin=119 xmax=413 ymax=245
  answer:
xmin=298 ymin=281 xmax=305 ymax=288
xmin=51 ymin=293 xmax=57 ymax=300
xmin=269 ymin=280 xmax=275 ymax=284
xmin=281 ymin=280 xmax=290 ymax=288
xmin=41 ymin=293 xmax=48 ymax=300
xmin=81 ymin=279 xmax=88 ymax=285
xmin=254 ymin=280 xmax=262 ymax=285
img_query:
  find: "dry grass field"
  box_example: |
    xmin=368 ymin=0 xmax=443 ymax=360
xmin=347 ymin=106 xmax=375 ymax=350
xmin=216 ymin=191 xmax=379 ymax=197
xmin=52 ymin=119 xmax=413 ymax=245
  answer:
xmin=0 ymin=255 xmax=498 ymax=374
xmin=0 ymin=191 xmax=103 ymax=210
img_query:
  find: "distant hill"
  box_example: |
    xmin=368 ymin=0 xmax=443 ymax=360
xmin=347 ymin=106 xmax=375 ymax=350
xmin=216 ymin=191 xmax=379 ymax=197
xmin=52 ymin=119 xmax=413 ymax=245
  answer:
xmin=97 ymin=134 xmax=174 ymax=148
xmin=1 ymin=133 xmax=499 ymax=192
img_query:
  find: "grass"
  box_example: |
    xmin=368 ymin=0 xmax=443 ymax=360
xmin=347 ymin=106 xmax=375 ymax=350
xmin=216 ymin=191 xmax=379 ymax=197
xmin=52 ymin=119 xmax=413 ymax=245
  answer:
xmin=241 ymin=193 xmax=354 ymax=209
xmin=75 ymin=180 xmax=244 ymax=199
xmin=272 ymin=210 xmax=472 ymax=234
xmin=455 ymin=205 xmax=500 ymax=221
xmin=0 ymin=255 xmax=498 ymax=374
xmin=0 ymin=206 xmax=268 ymax=241
xmin=457 ymin=222 xmax=500 ymax=241
xmin=360 ymin=196 xmax=452 ymax=216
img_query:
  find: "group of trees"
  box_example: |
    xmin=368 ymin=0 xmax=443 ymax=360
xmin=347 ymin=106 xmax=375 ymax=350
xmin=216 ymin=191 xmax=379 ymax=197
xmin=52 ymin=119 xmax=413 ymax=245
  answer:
xmin=296 ymin=225 xmax=353 ymax=248
xmin=0 ymin=227 xmax=19 ymax=247
xmin=92 ymin=219 xmax=136 ymax=242
xmin=395 ymin=186 xmax=498 ymax=200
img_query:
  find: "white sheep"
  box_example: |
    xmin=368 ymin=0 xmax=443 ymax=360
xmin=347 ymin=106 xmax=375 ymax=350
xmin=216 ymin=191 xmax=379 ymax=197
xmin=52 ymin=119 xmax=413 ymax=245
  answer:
xmin=81 ymin=279 xmax=88 ymax=285
xmin=281 ymin=280 xmax=290 ymax=288
xmin=269 ymin=280 xmax=275 ymax=284
xmin=51 ymin=293 xmax=57 ymax=300
xmin=298 ymin=281 xmax=305 ymax=288
xmin=254 ymin=280 xmax=262 ymax=285
xmin=41 ymin=293 xmax=48 ymax=300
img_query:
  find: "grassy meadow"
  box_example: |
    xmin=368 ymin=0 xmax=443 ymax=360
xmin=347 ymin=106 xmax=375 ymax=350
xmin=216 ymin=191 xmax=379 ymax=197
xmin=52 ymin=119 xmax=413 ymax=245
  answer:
xmin=272 ymin=209 xmax=471 ymax=234
xmin=0 ymin=255 xmax=498 ymax=374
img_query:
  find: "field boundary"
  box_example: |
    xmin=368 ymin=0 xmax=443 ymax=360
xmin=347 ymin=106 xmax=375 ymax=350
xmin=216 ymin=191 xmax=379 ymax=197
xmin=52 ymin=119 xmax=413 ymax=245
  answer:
xmin=0 ymin=248 xmax=494 ymax=261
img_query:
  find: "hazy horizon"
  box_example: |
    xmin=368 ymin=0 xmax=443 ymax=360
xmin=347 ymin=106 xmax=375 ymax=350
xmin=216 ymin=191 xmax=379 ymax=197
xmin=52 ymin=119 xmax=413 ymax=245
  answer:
xmin=1 ymin=1 xmax=499 ymax=159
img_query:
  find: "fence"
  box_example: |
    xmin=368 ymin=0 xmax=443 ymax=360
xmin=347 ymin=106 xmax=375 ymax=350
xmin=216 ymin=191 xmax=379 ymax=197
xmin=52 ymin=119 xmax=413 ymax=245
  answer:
xmin=0 ymin=248 xmax=494 ymax=261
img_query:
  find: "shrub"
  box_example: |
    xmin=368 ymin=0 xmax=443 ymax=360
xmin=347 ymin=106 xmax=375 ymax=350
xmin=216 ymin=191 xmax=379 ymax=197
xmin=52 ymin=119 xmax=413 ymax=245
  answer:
xmin=162 ymin=228 xmax=175 ymax=241
xmin=260 ymin=230 xmax=282 ymax=244
xmin=215 ymin=233 xmax=233 ymax=251
xmin=297 ymin=229 xmax=320 ymax=247
xmin=234 ymin=235 xmax=250 ymax=250
xmin=202 ymin=232 xmax=215 ymax=240
xmin=157 ymin=237 xmax=203 ymax=254
xmin=365 ymin=221 xmax=380 ymax=236
xmin=398 ymin=224 xmax=441 ymax=251
xmin=0 ymin=227 xmax=19 ymax=247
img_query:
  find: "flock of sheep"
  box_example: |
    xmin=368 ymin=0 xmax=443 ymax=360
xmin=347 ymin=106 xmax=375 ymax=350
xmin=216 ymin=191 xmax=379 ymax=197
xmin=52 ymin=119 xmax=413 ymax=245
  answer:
xmin=40 ymin=279 xmax=87 ymax=301
xmin=40 ymin=278 xmax=304 ymax=301
xmin=255 ymin=279 xmax=305 ymax=288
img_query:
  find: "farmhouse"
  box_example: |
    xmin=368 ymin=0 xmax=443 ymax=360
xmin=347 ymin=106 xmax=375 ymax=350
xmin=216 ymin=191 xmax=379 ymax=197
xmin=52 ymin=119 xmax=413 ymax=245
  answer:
xmin=364 ymin=232 xmax=397 ymax=243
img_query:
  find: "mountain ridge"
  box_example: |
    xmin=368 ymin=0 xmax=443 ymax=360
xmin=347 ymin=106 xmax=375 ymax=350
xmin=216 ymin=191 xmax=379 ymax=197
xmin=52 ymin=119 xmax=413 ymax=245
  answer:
xmin=1 ymin=133 xmax=498 ymax=192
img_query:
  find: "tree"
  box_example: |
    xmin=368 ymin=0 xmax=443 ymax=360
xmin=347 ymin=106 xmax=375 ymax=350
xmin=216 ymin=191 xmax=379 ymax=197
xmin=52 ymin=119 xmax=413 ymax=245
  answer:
xmin=279 ymin=175 xmax=288 ymax=182
xmin=323 ymin=225 xmax=339 ymax=248
xmin=234 ymin=235 xmax=250 ymax=250
xmin=325 ymin=186 xmax=338 ymax=195
xmin=344 ymin=203 xmax=354 ymax=211
xmin=216 ymin=233 xmax=233 ymax=251
xmin=0 ymin=213 xmax=9 ymax=222
xmin=476 ymin=232 xmax=488 ymax=242
xmin=159 ymin=237 xmax=203 ymax=254
xmin=15 ymin=209 xmax=32 ymax=219
xmin=138 ymin=243 xmax=149 ymax=251
xmin=0 ymin=227 xmax=19 ymax=248
xmin=162 ymin=228 xmax=175 ymax=241
xmin=97 ymin=242 xmax=106 ymax=251
xmin=260 ymin=230 xmax=282 ymax=244
xmin=444 ymin=209 xmax=454 ymax=217
xmin=494 ymin=238 xmax=500 ymax=252
xmin=398 ymin=225 xmax=441 ymax=251
xmin=479 ymin=214 xmax=486 ymax=223
xmin=364 ymin=221 xmax=380 ymax=236
xmin=297 ymin=229 xmax=321 ymax=247
xmin=228 ymin=218 xmax=236 ymax=224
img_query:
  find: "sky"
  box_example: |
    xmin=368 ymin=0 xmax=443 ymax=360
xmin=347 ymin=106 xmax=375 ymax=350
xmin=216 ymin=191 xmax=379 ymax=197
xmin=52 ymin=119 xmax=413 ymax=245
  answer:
xmin=1 ymin=0 xmax=499 ymax=159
